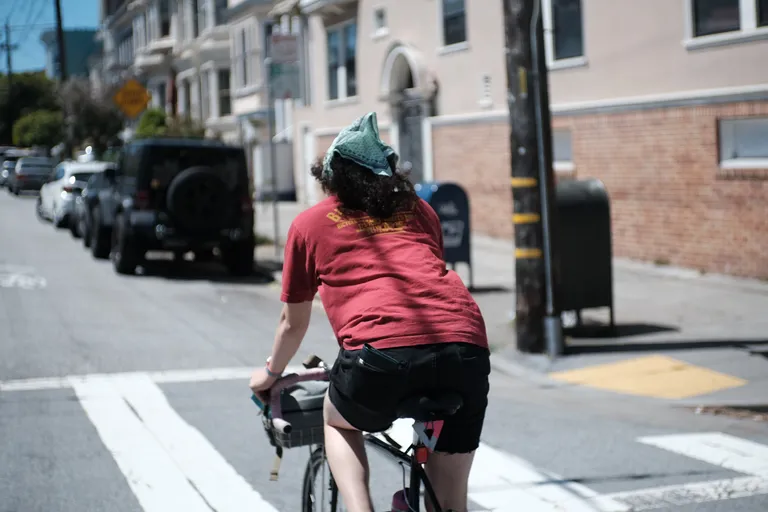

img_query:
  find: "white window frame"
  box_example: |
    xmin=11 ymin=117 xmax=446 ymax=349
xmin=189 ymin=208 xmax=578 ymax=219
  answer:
xmin=230 ymin=17 xmax=261 ymax=95
xmin=685 ymin=0 xmax=768 ymax=49
xmin=541 ymin=0 xmax=587 ymax=70
xmin=437 ymin=0 xmax=469 ymax=55
xmin=719 ymin=117 xmax=768 ymax=169
xmin=325 ymin=19 xmax=358 ymax=102
xmin=371 ymin=6 xmax=389 ymax=40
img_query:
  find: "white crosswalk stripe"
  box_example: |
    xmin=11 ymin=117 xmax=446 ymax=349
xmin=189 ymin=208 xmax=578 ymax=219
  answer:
xmin=4 ymin=368 xmax=768 ymax=511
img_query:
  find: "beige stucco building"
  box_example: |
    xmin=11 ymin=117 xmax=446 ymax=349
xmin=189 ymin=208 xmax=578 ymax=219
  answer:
xmin=288 ymin=0 xmax=768 ymax=279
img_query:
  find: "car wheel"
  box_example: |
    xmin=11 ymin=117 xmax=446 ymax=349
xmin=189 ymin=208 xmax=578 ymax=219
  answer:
xmin=69 ymin=215 xmax=81 ymax=238
xmin=12 ymin=186 xmax=19 ymax=196
xmin=90 ymin=209 xmax=111 ymax=260
xmin=35 ymin=197 xmax=46 ymax=221
xmin=111 ymin=213 xmax=142 ymax=275
xmin=81 ymin=217 xmax=91 ymax=247
xmin=221 ymin=239 xmax=255 ymax=277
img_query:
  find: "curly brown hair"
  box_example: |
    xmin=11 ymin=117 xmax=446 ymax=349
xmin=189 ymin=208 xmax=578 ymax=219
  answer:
xmin=310 ymin=153 xmax=417 ymax=219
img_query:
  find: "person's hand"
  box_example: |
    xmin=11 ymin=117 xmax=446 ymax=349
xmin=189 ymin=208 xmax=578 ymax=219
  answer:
xmin=249 ymin=367 xmax=278 ymax=401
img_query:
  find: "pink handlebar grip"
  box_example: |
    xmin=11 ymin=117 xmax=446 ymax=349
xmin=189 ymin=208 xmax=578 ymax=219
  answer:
xmin=267 ymin=368 xmax=329 ymax=432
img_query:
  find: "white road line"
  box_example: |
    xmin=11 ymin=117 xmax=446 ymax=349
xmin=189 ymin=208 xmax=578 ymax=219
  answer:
xmin=375 ymin=419 xmax=629 ymax=512
xmin=111 ymin=373 xmax=279 ymax=512
xmin=71 ymin=376 xmax=214 ymax=511
xmin=600 ymin=476 xmax=768 ymax=511
xmin=638 ymin=432 xmax=768 ymax=477
xmin=0 ymin=366 xmax=303 ymax=392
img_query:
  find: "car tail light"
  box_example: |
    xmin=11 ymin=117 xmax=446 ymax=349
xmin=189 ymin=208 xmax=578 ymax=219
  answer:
xmin=135 ymin=190 xmax=151 ymax=210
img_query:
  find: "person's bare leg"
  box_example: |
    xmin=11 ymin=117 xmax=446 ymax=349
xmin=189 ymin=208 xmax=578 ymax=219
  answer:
xmin=424 ymin=451 xmax=476 ymax=512
xmin=323 ymin=393 xmax=374 ymax=512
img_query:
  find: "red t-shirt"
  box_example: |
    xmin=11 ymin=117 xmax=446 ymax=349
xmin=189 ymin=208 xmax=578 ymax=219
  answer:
xmin=280 ymin=196 xmax=488 ymax=351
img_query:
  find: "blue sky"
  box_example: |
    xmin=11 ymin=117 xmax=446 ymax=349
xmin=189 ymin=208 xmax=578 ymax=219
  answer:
xmin=1 ymin=0 xmax=100 ymax=73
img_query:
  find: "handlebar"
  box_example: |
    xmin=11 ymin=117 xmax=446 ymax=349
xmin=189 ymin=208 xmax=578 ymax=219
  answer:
xmin=251 ymin=355 xmax=330 ymax=435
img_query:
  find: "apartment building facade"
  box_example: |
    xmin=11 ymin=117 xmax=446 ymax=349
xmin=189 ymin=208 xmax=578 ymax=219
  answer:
xmin=290 ymin=0 xmax=768 ymax=279
xmin=98 ymin=0 xmax=237 ymax=142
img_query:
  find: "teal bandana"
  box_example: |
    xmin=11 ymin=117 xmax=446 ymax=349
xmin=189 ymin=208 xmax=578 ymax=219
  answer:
xmin=322 ymin=112 xmax=397 ymax=178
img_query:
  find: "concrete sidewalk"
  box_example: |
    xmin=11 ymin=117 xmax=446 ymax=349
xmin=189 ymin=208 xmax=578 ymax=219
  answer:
xmin=254 ymin=201 xmax=768 ymax=408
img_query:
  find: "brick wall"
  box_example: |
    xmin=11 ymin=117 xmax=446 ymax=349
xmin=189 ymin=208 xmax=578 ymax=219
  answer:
xmin=431 ymin=121 xmax=514 ymax=239
xmin=430 ymin=101 xmax=768 ymax=279
xmin=560 ymin=101 xmax=768 ymax=279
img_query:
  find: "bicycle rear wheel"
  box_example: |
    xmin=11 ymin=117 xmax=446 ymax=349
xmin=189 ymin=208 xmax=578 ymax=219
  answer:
xmin=302 ymin=445 xmax=343 ymax=512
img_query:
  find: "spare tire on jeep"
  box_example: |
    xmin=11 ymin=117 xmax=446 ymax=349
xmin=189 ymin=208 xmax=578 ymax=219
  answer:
xmin=166 ymin=166 xmax=234 ymax=234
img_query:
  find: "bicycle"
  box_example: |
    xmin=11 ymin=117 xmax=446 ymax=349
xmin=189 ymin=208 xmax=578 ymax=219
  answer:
xmin=251 ymin=354 xmax=462 ymax=512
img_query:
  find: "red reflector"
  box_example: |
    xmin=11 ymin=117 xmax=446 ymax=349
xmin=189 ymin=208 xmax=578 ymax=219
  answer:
xmin=135 ymin=190 xmax=150 ymax=210
xmin=62 ymin=185 xmax=73 ymax=193
xmin=415 ymin=446 xmax=429 ymax=464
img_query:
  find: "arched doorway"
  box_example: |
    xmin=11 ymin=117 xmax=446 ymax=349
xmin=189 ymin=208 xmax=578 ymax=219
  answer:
xmin=380 ymin=44 xmax=436 ymax=184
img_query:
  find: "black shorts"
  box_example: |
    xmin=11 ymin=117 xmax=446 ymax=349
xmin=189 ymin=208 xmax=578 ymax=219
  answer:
xmin=328 ymin=342 xmax=491 ymax=454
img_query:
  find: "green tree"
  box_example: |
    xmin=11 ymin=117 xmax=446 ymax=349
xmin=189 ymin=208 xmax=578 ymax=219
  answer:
xmin=12 ymin=110 xmax=64 ymax=148
xmin=134 ymin=108 xmax=169 ymax=138
xmin=58 ymin=77 xmax=124 ymax=156
xmin=134 ymin=108 xmax=206 ymax=140
xmin=0 ymin=72 xmax=60 ymax=145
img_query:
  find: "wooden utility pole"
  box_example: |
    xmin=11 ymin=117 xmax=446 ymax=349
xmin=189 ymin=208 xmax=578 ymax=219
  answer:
xmin=2 ymin=20 xmax=18 ymax=145
xmin=503 ymin=0 xmax=562 ymax=355
xmin=54 ymin=0 xmax=67 ymax=81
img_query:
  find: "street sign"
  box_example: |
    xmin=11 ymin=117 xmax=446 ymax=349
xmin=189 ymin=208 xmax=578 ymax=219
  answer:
xmin=269 ymin=34 xmax=299 ymax=64
xmin=269 ymin=62 xmax=301 ymax=100
xmin=113 ymin=79 xmax=152 ymax=119
xmin=268 ymin=33 xmax=302 ymax=100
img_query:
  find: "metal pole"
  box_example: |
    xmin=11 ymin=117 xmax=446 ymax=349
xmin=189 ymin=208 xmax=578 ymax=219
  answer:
xmin=264 ymin=55 xmax=280 ymax=260
xmin=4 ymin=21 xmax=13 ymax=145
xmin=530 ymin=0 xmax=563 ymax=357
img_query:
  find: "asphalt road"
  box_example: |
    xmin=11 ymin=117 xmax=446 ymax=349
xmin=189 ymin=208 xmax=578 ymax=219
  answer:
xmin=1 ymin=190 xmax=767 ymax=512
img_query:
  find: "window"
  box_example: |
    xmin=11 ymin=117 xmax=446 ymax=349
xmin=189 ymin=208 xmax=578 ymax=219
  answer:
xmin=183 ymin=80 xmax=192 ymax=117
xmin=719 ymin=117 xmax=768 ymax=168
xmin=201 ymin=72 xmax=211 ymax=119
xmin=160 ymin=0 xmax=170 ymax=37
xmin=326 ymin=22 xmax=357 ymax=100
xmin=553 ymin=129 xmax=574 ymax=171
xmin=156 ymin=82 xmax=167 ymax=110
xmin=197 ymin=0 xmax=208 ymax=35
xmin=218 ymin=69 xmax=231 ymax=116
xmin=192 ymin=0 xmax=200 ymax=38
xmin=374 ymin=7 xmax=387 ymax=32
xmin=215 ymin=0 xmax=227 ymax=26
xmin=691 ymin=0 xmax=768 ymax=39
xmin=235 ymin=28 xmax=249 ymax=88
xmin=441 ymin=0 xmax=467 ymax=46
xmin=544 ymin=0 xmax=584 ymax=62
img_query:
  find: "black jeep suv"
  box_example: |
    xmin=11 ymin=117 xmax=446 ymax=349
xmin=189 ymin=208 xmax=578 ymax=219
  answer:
xmin=96 ymin=138 xmax=255 ymax=276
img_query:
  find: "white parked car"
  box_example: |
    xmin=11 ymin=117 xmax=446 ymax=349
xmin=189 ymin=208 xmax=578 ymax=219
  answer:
xmin=38 ymin=160 xmax=115 ymax=229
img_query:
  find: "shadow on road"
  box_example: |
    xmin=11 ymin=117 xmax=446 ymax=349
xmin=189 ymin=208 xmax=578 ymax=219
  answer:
xmin=565 ymin=322 xmax=679 ymax=339
xmin=565 ymin=337 xmax=768 ymax=355
xmin=137 ymin=259 xmax=275 ymax=285
xmin=469 ymin=285 xmax=510 ymax=294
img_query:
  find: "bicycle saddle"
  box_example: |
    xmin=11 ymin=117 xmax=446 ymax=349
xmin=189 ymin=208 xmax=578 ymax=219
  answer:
xmin=396 ymin=392 xmax=463 ymax=421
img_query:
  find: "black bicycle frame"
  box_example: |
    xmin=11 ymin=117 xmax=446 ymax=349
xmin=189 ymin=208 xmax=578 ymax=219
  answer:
xmin=364 ymin=435 xmax=442 ymax=512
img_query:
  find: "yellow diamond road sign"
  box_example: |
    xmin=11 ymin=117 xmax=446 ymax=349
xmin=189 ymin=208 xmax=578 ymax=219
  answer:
xmin=113 ymin=79 xmax=152 ymax=119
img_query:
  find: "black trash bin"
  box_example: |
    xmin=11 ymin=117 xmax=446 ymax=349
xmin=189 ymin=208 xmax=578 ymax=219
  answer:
xmin=555 ymin=178 xmax=614 ymax=330
xmin=415 ymin=182 xmax=474 ymax=289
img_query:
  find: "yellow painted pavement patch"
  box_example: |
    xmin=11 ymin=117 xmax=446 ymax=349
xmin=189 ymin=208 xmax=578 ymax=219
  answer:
xmin=549 ymin=355 xmax=747 ymax=399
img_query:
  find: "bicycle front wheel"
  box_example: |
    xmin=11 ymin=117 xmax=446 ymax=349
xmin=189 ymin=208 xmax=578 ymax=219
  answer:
xmin=301 ymin=445 xmax=343 ymax=512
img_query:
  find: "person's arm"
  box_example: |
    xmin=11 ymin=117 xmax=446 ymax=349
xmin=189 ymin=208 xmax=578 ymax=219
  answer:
xmin=266 ymin=301 xmax=313 ymax=374
xmin=250 ymin=222 xmax=318 ymax=393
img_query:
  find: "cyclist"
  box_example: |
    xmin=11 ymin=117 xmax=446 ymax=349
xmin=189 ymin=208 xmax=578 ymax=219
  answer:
xmin=250 ymin=112 xmax=490 ymax=512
